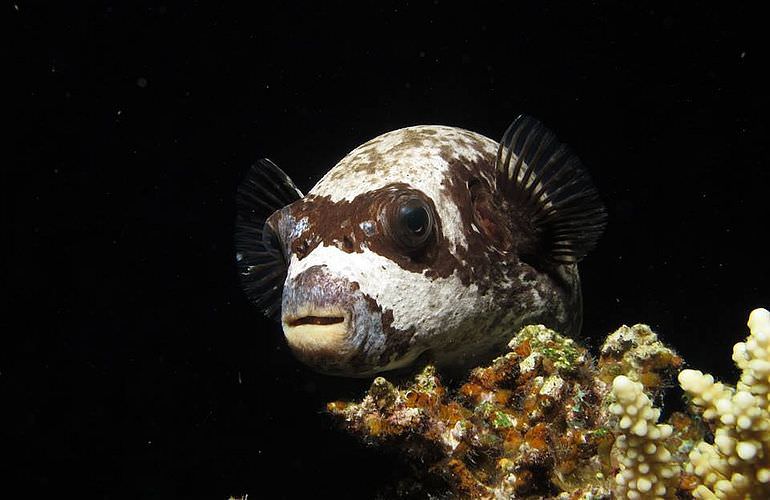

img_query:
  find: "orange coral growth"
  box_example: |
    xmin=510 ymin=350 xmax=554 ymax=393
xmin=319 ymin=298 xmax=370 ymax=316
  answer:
xmin=524 ymin=423 xmax=549 ymax=451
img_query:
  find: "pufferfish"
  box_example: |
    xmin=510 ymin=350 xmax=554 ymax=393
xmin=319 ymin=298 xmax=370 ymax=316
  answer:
xmin=235 ymin=115 xmax=607 ymax=377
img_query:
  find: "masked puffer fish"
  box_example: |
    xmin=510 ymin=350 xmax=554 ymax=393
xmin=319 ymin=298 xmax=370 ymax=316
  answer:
xmin=235 ymin=115 xmax=607 ymax=377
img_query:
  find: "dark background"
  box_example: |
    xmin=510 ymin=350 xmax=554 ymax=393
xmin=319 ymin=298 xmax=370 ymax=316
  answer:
xmin=7 ymin=1 xmax=769 ymax=498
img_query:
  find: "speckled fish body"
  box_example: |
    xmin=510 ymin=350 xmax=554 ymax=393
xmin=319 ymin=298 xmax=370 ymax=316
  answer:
xmin=236 ymin=116 xmax=606 ymax=376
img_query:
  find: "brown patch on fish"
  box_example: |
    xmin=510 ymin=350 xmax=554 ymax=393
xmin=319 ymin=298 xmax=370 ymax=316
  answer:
xmin=436 ymin=150 xmax=518 ymax=295
xmin=275 ymin=183 xmax=464 ymax=279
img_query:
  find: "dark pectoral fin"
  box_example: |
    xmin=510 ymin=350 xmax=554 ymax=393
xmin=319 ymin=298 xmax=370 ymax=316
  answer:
xmin=235 ymin=159 xmax=303 ymax=319
xmin=495 ymin=115 xmax=607 ymax=264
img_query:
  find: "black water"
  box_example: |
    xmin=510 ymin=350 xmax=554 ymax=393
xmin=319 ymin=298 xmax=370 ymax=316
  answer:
xmin=8 ymin=2 xmax=769 ymax=498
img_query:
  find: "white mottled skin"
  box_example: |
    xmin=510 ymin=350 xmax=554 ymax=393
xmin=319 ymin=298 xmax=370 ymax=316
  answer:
xmin=287 ymin=244 xmax=497 ymax=342
xmin=309 ymin=126 xmax=499 ymax=254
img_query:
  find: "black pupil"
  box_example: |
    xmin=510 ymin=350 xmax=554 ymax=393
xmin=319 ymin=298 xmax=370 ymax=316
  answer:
xmin=401 ymin=204 xmax=428 ymax=235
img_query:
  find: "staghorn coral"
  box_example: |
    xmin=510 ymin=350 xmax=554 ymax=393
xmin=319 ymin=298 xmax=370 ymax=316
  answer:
xmin=326 ymin=311 xmax=770 ymax=498
xmin=678 ymin=308 xmax=770 ymax=498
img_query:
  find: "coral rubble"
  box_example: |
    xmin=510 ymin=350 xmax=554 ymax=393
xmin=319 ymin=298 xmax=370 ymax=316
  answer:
xmin=327 ymin=310 xmax=770 ymax=498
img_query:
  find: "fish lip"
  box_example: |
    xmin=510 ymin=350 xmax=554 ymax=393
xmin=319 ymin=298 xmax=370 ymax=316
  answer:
xmin=281 ymin=308 xmax=354 ymax=360
xmin=285 ymin=315 xmax=345 ymax=327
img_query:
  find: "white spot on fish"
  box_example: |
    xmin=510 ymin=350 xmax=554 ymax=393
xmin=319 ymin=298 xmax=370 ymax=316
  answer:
xmin=291 ymin=217 xmax=309 ymax=239
xmin=360 ymin=220 xmax=377 ymax=236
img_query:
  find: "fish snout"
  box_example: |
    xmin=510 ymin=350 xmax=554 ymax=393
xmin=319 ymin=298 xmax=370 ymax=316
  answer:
xmin=281 ymin=265 xmax=363 ymax=371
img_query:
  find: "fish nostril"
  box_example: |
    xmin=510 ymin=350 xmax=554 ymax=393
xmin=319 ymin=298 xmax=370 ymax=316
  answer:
xmin=342 ymin=234 xmax=355 ymax=251
xmin=288 ymin=316 xmax=345 ymax=327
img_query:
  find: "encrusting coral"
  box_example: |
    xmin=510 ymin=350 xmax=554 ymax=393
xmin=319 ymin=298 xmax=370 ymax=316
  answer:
xmin=330 ymin=324 xmax=613 ymax=498
xmin=327 ymin=309 xmax=770 ymax=498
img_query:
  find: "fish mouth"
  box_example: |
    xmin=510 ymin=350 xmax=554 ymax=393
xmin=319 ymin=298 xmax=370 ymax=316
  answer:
xmin=282 ymin=309 xmax=351 ymax=357
xmin=287 ymin=315 xmax=345 ymax=327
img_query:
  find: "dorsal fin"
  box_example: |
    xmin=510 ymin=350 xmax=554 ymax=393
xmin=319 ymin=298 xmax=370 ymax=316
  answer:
xmin=495 ymin=115 xmax=607 ymax=264
xmin=235 ymin=159 xmax=303 ymax=319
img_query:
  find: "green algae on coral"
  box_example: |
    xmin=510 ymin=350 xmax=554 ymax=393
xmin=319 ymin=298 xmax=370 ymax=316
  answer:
xmin=492 ymin=411 xmax=516 ymax=429
xmin=510 ymin=324 xmax=585 ymax=372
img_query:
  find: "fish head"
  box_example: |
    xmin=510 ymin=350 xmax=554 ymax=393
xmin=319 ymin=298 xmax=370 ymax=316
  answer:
xmin=236 ymin=117 xmax=607 ymax=377
xmin=268 ymin=126 xmax=500 ymax=376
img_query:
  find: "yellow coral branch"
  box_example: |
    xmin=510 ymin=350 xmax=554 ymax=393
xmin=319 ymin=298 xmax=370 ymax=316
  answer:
xmin=610 ymin=375 xmax=680 ymax=498
xmin=678 ymin=308 xmax=770 ymax=499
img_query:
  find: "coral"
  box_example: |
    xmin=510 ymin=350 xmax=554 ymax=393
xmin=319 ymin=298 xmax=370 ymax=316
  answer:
xmin=329 ymin=326 xmax=613 ymax=498
xmin=609 ymin=375 xmax=680 ymax=498
xmin=598 ymin=324 xmax=695 ymax=496
xmin=599 ymin=323 xmax=684 ymax=395
xmin=328 ymin=324 xmax=685 ymax=498
xmin=326 ymin=311 xmax=769 ymax=499
xmin=678 ymin=308 xmax=770 ymax=498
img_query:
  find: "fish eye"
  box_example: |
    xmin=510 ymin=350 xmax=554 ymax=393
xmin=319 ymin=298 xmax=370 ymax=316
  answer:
xmin=387 ymin=196 xmax=434 ymax=251
xmin=400 ymin=202 xmax=429 ymax=235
